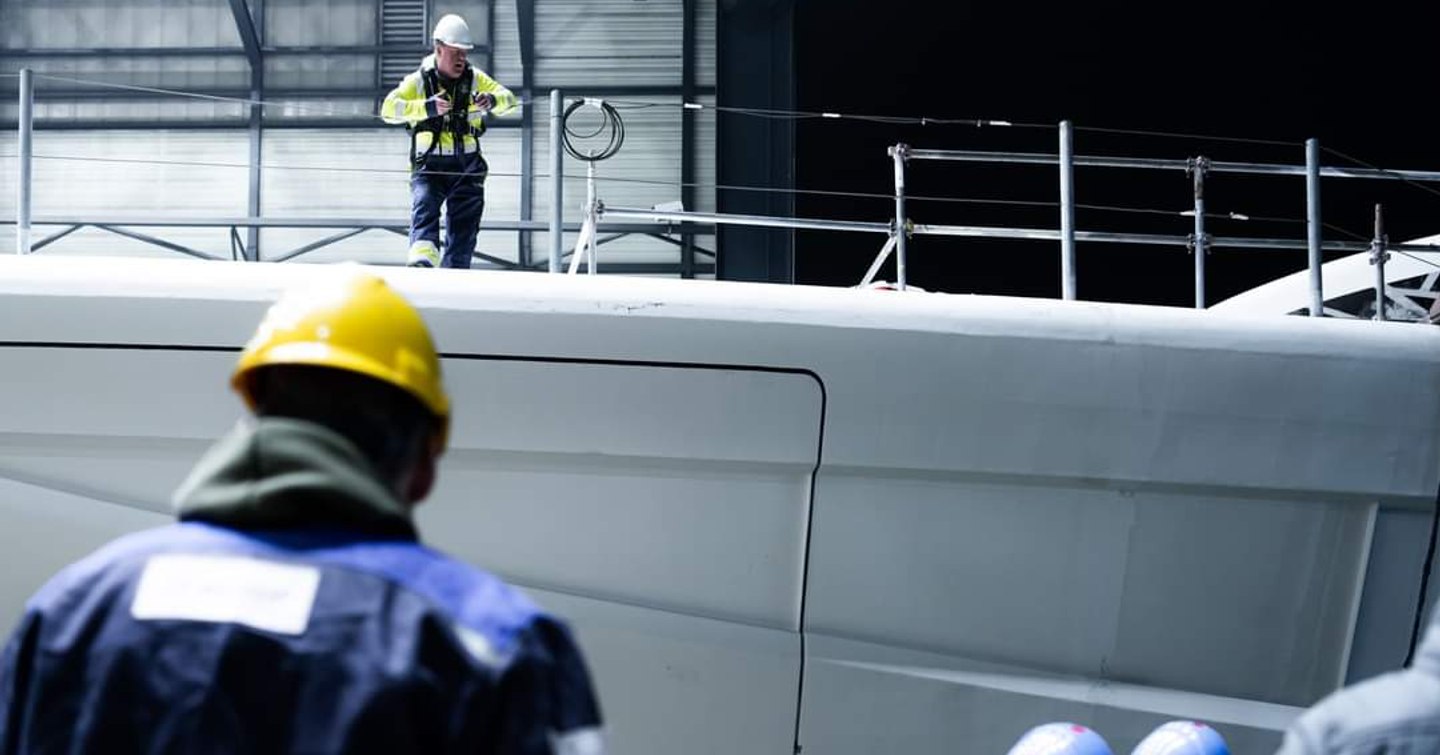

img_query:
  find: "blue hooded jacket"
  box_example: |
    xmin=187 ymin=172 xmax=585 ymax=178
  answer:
xmin=0 ymin=418 xmax=603 ymax=754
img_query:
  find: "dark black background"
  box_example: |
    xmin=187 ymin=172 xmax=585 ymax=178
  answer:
xmin=793 ymin=0 xmax=1438 ymax=306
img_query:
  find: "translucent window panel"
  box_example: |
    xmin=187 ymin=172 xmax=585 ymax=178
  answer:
xmin=0 ymin=133 xmax=13 ymax=253
xmin=258 ymin=126 xmax=515 ymax=265
xmin=435 ymin=1 xmax=493 ymax=43
xmin=489 ymin=0 xmax=522 ymax=84
xmin=3 ymin=130 xmax=247 ymax=259
xmin=1 ymin=0 xmax=241 ymax=50
xmin=32 ymin=99 xmax=247 ymax=123
xmin=696 ymin=0 xmax=716 ymax=89
xmin=534 ymin=0 xmax=682 ymax=88
xmin=693 ymin=95 xmax=716 ymax=213
xmin=2 ymin=56 xmax=252 ymax=91
xmin=264 ymin=55 xmax=378 ymax=91
xmin=263 ymin=0 xmax=374 ymax=48
xmin=258 ymin=128 xmax=407 ymax=261
xmin=260 ymin=96 xmax=382 ymax=122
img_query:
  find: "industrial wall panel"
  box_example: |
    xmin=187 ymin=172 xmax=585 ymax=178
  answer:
xmin=259 ymin=96 xmax=380 ymax=123
xmin=264 ymin=0 xmax=375 ymax=48
xmin=0 ymin=55 xmax=251 ymax=92
xmin=0 ymin=134 xmax=13 ymax=253
xmin=534 ymin=0 xmax=681 ymax=87
xmin=258 ymin=128 xmax=407 ymax=265
xmin=694 ymin=94 xmax=715 ymax=213
xmin=6 ymin=99 xmax=248 ymax=124
xmin=432 ymin=1 xmax=492 ymax=43
xmin=695 ymin=0 xmax=715 ymax=88
xmin=489 ymin=0 xmax=522 ymax=85
xmin=256 ymin=127 xmax=523 ymax=266
xmin=265 ymin=55 xmax=378 ymax=90
xmin=1 ymin=130 xmax=248 ymax=259
xmin=0 ymin=0 xmax=241 ymax=50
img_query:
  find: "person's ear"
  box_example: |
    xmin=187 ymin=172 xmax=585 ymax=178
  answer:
xmin=404 ymin=449 xmax=437 ymax=505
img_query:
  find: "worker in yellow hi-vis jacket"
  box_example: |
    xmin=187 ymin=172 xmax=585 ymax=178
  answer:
xmin=381 ymin=14 xmax=517 ymax=268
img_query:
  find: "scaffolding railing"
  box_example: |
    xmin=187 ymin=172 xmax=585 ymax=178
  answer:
xmin=560 ymin=111 xmax=1440 ymax=315
xmin=7 ymin=78 xmax=714 ymax=273
xmin=12 ymin=71 xmax=1440 ymax=314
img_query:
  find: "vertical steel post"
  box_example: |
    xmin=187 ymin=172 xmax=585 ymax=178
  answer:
xmin=892 ymin=143 xmax=908 ymax=291
xmin=1059 ymin=120 xmax=1076 ymax=300
xmin=518 ymin=97 xmax=534 ymax=268
xmin=1191 ymin=157 xmax=1208 ymax=309
xmin=1306 ymin=138 xmax=1324 ymax=316
xmin=1371 ymin=203 xmax=1388 ymax=321
xmin=585 ymin=160 xmax=597 ymax=275
xmin=679 ymin=0 xmax=696 ymax=278
xmin=17 ymin=68 xmax=33 ymax=255
xmin=246 ymin=68 xmax=263 ymax=260
xmin=548 ymin=90 xmax=564 ymax=273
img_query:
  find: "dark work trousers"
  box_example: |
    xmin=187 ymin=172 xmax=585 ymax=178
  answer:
xmin=408 ymin=152 xmax=488 ymax=269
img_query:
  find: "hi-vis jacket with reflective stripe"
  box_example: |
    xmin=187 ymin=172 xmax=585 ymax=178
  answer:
xmin=381 ymin=54 xmax=517 ymax=160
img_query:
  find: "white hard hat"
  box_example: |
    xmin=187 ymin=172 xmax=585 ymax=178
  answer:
xmin=1130 ymin=721 xmax=1229 ymax=755
xmin=432 ymin=14 xmax=474 ymax=50
xmin=1007 ymin=723 xmax=1114 ymax=755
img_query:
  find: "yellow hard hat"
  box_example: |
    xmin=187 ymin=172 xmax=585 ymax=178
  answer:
xmin=232 ymin=271 xmax=450 ymax=448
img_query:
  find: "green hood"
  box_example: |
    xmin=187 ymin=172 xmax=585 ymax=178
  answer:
xmin=174 ymin=417 xmax=418 ymax=540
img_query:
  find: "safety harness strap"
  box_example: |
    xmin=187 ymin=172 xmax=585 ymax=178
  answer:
xmin=409 ymin=65 xmax=484 ymax=166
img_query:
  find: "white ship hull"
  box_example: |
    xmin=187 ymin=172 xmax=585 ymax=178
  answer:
xmin=0 ymin=256 xmax=1436 ymax=753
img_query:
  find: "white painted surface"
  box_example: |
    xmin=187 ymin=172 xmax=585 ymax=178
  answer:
xmin=1212 ymin=232 xmax=1440 ymax=315
xmin=0 ymin=477 xmax=170 ymax=624
xmin=426 ymin=360 xmax=820 ymax=628
xmin=529 ymin=586 xmax=800 ymax=755
xmin=0 ymin=255 xmax=1436 ymax=753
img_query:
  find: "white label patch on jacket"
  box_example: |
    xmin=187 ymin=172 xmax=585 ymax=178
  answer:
xmin=131 ymin=553 xmax=321 ymax=636
xmin=551 ymin=727 xmax=606 ymax=755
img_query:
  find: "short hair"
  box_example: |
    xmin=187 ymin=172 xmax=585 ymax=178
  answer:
xmin=245 ymin=364 xmax=438 ymax=487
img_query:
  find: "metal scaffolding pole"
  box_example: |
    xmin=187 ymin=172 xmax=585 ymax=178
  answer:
xmin=601 ymin=206 xmax=890 ymax=235
xmin=1306 ymin=139 xmax=1324 ymax=316
xmin=1059 ymin=120 xmax=1076 ymax=300
xmin=1190 ymin=157 xmax=1209 ymax=309
xmin=17 ymin=68 xmax=33 ymax=255
xmin=905 ymin=148 xmax=1440 ymax=184
xmin=548 ymin=90 xmax=564 ymax=273
xmin=891 ymin=143 xmax=909 ymax=290
xmin=1371 ymin=204 xmax=1389 ymax=321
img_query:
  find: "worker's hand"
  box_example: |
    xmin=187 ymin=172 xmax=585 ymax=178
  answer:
xmin=429 ymin=94 xmax=452 ymax=116
xmin=472 ymin=92 xmax=496 ymax=112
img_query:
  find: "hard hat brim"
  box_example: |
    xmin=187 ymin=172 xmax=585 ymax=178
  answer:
xmin=234 ymin=340 xmax=451 ymax=451
xmin=435 ymin=40 xmax=474 ymax=51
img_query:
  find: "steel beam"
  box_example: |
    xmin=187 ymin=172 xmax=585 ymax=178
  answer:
xmin=3 ymin=217 xmax=679 ymax=234
xmin=1306 ymin=139 xmax=1324 ymax=316
xmin=906 ymin=148 xmax=1440 ymax=184
xmin=549 ymin=90 xmax=564 ymax=272
xmin=516 ymin=0 xmax=536 ymax=267
xmin=0 ymin=45 xmax=474 ymax=58
xmin=30 ymin=224 xmax=82 ymax=253
xmin=92 ymin=225 xmax=223 ymax=260
xmin=226 ymin=0 xmax=263 ymax=70
xmin=16 ymin=68 xmax=32 ymax=255
xmin=267 ymin=227 xmax=368 ymax=262
xmin=680 ymin=0 xmax=697 ymax=278
xmin=225 ymin=0 xmax=264 ymax=259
